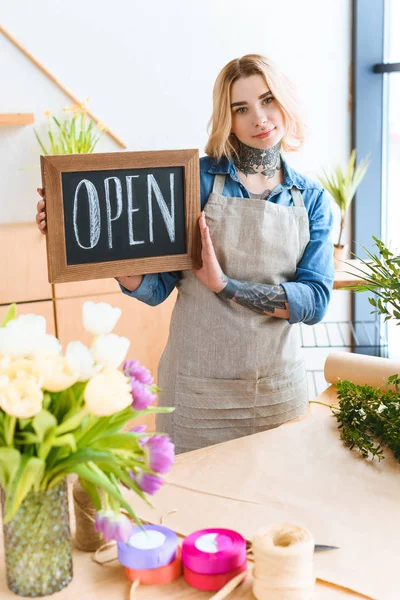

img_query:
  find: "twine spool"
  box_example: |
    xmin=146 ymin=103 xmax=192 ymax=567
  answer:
xmin=73 ymin=480 xmax=104 ymax=552
xmin=252 ymin=523 xmax=315 ymax=600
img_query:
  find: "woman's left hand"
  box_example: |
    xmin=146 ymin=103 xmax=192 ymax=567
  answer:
xmin=193 ymin=212 xmax=227 ymax=293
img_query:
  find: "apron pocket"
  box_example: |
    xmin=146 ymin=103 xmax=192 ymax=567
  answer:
xmin=175 ymin=374 xmax=256 ymax=410
xmin=171 ymin=370 xmax=308 ymax=453
xmin=174 ymin=413 xmax=257 ymax=429
xmin=173 ymin=374 xmax=257 ymax=434
xmin=256 ymin=362 xmax=308 ymax=407
xmin=173 ymin=424 xmax=255 ymax=454
xmin=252 ymin=403 xmax=308 ymax=431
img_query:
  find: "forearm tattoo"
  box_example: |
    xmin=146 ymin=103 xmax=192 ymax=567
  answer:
xmin=233 ymin=140 xmax=282 ymax=178
xmin=218 ymin=276 xmax=289 ymax=316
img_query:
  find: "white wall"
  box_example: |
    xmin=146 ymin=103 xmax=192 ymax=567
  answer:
xmin=1 ymin=0 xmax=351 ymax=219
xmin=0 ymin=0 xmax=352 ymax=376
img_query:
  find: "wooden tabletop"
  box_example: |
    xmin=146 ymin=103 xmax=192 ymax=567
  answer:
xmin=0 ymin=387 xmax=377 ymax=600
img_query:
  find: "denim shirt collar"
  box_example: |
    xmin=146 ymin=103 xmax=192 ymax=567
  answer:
xmin=206 ymin=154 xmax=307 ymax=190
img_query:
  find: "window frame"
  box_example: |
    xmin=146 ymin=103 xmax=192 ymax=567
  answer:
xmin=351 ymin=0 xmax=386 ymax=356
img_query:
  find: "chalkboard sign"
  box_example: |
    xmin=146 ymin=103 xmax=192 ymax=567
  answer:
xmin=40 ymin=149 xmax=201 ymax=283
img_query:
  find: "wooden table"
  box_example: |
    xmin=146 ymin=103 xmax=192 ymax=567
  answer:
xmin=0 ymin=388 xmax=378 ymax=599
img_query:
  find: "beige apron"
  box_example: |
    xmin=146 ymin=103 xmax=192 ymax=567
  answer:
xmin=156 ymin=174 xmax=311 ymax=454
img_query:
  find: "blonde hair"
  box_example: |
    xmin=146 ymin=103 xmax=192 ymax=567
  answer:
xmin=205 ymin=54 xmax=306 ymax=160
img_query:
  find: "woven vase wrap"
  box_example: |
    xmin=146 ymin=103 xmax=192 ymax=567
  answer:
xmin=73 ymin=480 xmax=103 ymax=552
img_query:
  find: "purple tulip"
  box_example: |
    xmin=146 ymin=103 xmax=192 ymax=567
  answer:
xmin=143 ymin=435 xmax=175 ymax=475
xmin=129 ymin=424 xmax=149 ymax=447
xmin=124 ymin=360 xmax=154 ymax=385
xmin=130 ymin=425 xmax=147 ymax=434
xmin=129 ymin=471 xmax=164 ymax=495
xmin=94 ymin=510 xmax=133 ymax=543
xmin=130 ymin=378 xmax=157 ymax=411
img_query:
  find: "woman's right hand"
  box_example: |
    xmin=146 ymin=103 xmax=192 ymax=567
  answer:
xmin=36 ymin=188 xmax=47 ymax=235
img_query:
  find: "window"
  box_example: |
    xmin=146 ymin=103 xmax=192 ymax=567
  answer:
xmin=384 ymin=0 xmax=400 ymax=358
xmin=352 ymin=0 xmax=400 ymax=358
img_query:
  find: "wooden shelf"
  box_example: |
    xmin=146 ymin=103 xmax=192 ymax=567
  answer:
xmin=334 ymin=258 xmax=370 ymax=289
xmin=0 ymin=113 xmax=34 ymax=126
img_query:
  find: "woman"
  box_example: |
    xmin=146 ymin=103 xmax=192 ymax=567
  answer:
xmin=37 ymin=54 xmax=334 ymax=454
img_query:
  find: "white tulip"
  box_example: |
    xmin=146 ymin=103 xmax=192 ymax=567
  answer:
xmin=33 ymin=355 xmax=78 ymax=392
xmin=0 ymin=356 xmax=10 ymax=370
xmin=91 ymin=334 xmax=130 ymax=369
xmin=82 ymin=301 xmax=122 ymax=335
xmin=0 ymin=315 xmax=61 ymax=359
xmin=6 ymin=314 xmax=46 ymax=337
xmin=1 ymin=357 xmax=42 ymax=382
xmin=66 ymin=341 xmax=99 ymax=382
xmin=0 ymin=378 xmax=43 ymax=418
xmin=0 ymin=374 xmax=9 ymax=388
xmin=32 ymin=334 xmax=62 ymax=357
xmin=0 ymin=327 xmax=35 ymax=357
xmin=83 ymin=367 xmax=132 ymax=416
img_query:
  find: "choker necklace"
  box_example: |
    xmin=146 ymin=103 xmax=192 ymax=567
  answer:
xmin=233 ymin=140 xmax=282 ymax=179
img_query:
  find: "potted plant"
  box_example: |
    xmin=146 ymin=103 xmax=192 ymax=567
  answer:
xmin=34 ymin=100 xmax=106 ymax=155
xmin=318 ymin=150 xmax=369 ymax=268
xmin=0 ymin=301 xmax=174 ymax=597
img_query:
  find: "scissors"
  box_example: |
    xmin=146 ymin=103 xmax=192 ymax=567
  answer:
xmin=245 ymin=540 xmax=339 ymax=553
xmin=314 ymin=544 xmax=339 ymax=552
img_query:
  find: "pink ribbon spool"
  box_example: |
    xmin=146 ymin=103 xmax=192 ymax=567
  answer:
xmin=183 ymin=561 xmax=247 ymax=591
xmin=182 ymin=528 xmax=247 ymax=575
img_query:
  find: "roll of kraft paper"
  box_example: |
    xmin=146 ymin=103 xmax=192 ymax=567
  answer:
xmin=325 ymin=353 xmax=400 ymax=390
xmin=117 ymin=524 xmax=178 ymax=570
xmin=182 ymin=528 xmax=247 ymax=575
xmin=252 ymin=523 xmax=315 ymax=600
xmin=124 ymin=547 xmax=182 ymax=585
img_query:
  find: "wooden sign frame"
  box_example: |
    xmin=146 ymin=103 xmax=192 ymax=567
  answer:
xmin=41 ymin=149 xmax=201 ymax=283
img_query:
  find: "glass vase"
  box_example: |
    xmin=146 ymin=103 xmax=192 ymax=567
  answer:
xmin=2 ymin=480 xmax=73 ymax=597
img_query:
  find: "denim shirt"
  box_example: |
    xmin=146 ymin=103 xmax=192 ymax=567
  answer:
xmin=120 ymin=155 xmax=334 ymax=326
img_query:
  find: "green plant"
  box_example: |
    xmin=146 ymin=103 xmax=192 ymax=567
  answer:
xmin=318 ymin=150 xmax=369 ymax=246
xmin=313 ymin=376 xmax=400 ymax=462
xmin=348 ymin=236 xmax=400 ymax=324
xmin=34 ymin=101 xmax=106 ymax=155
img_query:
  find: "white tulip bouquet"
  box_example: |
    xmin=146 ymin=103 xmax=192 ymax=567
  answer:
xmin=0 ymin=301 xmax=174 ymax=541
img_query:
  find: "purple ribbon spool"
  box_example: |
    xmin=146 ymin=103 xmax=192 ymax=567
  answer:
xmin=117 ymin=524 xmax=178 ymax=570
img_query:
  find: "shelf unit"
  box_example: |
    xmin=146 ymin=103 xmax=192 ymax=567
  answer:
xmin=300 ymin=320 xmax=387 ymax=350
xmin=0 ymin=113 xmax=34 ymax=126
xmin=304 ymin=265 xmax=388 ymax=398
xmin=303 ymin=319 xmax=388 ymax=398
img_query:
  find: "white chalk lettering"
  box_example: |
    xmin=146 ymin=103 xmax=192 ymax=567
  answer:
xmin=73 ymin=179 xmax=101 ymax=249
xmin=147 ymin=173 xmax=175 ymax=243
xmin=104 ymin=177 xmax=123 ymax=249
xmin=126 ymin=175 xmax=145 ymax=246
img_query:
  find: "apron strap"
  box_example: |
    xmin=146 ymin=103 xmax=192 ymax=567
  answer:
xmin=290 ymin=186 xmax=305 ymax=207
xmin=212 ymin=174 xmax=226 ymax=195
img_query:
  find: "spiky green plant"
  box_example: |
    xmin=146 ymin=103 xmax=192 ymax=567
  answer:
xmin=348 ymin=237 xmax=400 ymax=324
xmin=34 ymin=102 xmax=106 ymax=155
xmin=318 ymin=150 xmax=369 ymax=246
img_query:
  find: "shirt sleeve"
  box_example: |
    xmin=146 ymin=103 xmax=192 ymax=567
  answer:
xmin=119 ymin=271 xmax=180 ymax=306
xmin=280 ymin=189 xmax=334 ymax=325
